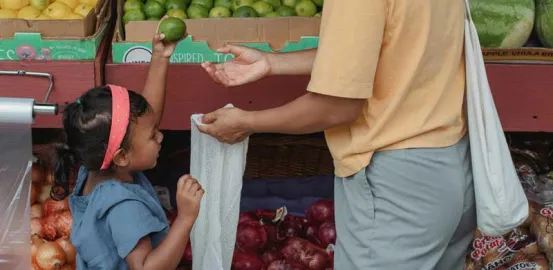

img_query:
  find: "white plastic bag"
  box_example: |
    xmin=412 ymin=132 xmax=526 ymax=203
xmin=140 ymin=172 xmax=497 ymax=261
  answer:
xmin=190 ymin=104 xmax=249 ymax=270
xmin=464 ymin=0 xmax=528 ymax=236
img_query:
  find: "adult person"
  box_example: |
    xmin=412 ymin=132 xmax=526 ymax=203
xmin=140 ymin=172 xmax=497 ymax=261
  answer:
xmin=198 ymin=0 xmax=475 ymax=269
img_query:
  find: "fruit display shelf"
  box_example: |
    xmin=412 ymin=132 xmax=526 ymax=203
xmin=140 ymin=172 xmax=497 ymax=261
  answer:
xmin=104 ymin=61 xmax=553 ymax=132
xmin=0 ymin=20 xmax=113 ymax=128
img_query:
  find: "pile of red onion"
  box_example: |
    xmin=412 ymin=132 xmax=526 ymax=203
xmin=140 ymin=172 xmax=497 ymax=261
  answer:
xmin=177 ymin=199 xmax=336 ymax=270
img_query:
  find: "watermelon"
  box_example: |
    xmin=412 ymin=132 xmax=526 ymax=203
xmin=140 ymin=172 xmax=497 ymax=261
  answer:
xmin=536 ymin=0 xmax=553 ymax=48
xmin=469 ymin=0 xmax=535 ymax=48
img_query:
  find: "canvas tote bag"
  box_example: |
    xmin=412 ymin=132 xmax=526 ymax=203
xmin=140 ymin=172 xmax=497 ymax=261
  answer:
xmin=463 ymin=0 xmax=528 ymax=236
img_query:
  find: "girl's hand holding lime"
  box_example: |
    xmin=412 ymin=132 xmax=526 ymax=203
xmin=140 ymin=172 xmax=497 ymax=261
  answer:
xmin=153 ymin=16 xmax=187 ymax=58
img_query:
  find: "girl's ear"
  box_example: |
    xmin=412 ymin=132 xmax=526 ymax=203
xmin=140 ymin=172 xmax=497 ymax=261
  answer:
xmin=112 ymin=148 xmax=130 ymax=168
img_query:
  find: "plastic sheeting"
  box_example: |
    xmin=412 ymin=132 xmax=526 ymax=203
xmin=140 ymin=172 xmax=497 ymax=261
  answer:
xmin=0 ymin=98 xmax=34 ymax=270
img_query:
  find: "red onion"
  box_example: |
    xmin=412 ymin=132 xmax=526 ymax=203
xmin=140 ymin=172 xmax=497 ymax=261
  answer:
xmin=231 ymin=250 xmax=265 ymax=270
xmin=239 ymin=211 xmax=260 ymax=224
xmin=278 ymin=215 xmax=306 ymax=239
xmin=263 ymin=222 xmax=279 ymax=245
xmin=317 ymin=222 xmax=337 ymax=247
xmin=261 ymin=249 xmax=284 ymax=265
xmin=31 ymin=218 xmax=44 ymax=238
xmin=31 ymin=204 xmax=44 ymax=219
xmin=182 ymin=241 xmax=192 ymax=262
xmin=31 ymin=263 xmax=41 ymax=270
xmin=256 ymin=209 xmax=277 ymax=222
xmin=236 ymin=221 xmax=268 ymax=252
xmin=36 ymin=241 xmax=66 ymax=270
xmin=43 ymin=198 xmax=69 ymax=217
xmin=280 ymin=237 xmax=329 ymax=270
xmin=305 ymin=224 xmax=320 ymax=246
xmin=55 ymin=237 xmax=77 ymax=264
xmin=267 ymin=260 xmax=295 ymax=270
xmin=306 ymin=200 xmax=334 ymax=225
xmin=61 ymin=264 xmax=75 ymax=270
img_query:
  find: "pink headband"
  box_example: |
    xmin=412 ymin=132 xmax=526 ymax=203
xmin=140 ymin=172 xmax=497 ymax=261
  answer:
xmin=100 ymin=84 xmax=130 ymax=170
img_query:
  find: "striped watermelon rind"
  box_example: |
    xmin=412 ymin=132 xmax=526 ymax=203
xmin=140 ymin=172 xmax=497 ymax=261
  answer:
xmin=536 ymin=0 xmax=553 ymax=48
xmin=469 ymin=0 xmax=535 ymax=49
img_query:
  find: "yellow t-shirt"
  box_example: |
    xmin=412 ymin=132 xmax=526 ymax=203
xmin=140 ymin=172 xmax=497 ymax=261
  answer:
xmin=307 ymin=0 xmax=467 ymax=177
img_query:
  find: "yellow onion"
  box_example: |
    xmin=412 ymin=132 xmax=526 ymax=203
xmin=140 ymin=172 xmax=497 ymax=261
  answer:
xmin=36 ymin=242 xmax=66 ymax=270
xmin=38 ymin=184 xmax=53 ymax=204
xmin=55 ymin=237 xmax=76 ymax=264
xmin=31 ymin=204 xmax=44 ymax=219
xmin=31 ymin=218 xmax=44 ymax=238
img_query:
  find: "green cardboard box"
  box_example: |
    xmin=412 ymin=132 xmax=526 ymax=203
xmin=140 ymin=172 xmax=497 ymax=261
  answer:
xmin=0 ymin=0 xmax=110 ymax=61
xmin=112 ymin=0 xmax=321 ymax=64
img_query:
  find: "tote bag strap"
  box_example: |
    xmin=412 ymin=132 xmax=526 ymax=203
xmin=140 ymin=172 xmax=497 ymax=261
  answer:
xmin=464 ymin=0 xmax=473 ymax=23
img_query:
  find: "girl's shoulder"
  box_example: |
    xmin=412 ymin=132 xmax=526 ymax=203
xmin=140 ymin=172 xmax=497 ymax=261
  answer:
xmin=70 ymin=168 xmax=158 ymax=220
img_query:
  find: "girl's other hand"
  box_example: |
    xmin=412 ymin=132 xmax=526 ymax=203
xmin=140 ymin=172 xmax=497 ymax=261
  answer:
xmin=175 ymin=175 xmax=204 ymax=224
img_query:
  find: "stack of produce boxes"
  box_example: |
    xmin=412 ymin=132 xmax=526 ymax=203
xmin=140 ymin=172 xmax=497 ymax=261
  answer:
xmin=111 ymin=0 xmax=322 ymax=63
xmin=0 ymin=0 xmax=110 ymax=61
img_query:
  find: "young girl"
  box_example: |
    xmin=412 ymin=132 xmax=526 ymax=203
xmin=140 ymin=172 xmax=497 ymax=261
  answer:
xmin=53 ymin=32 xmax=203 ymax=270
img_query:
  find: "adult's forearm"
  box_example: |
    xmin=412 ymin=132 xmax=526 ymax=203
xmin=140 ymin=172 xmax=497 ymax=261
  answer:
xmin=243 ymin=92 xmax=364 ymax=134
xmin=142 ymin=217 xmax=193 ymax=270
xmin=267 ymin=49 xmax=318 ymax=76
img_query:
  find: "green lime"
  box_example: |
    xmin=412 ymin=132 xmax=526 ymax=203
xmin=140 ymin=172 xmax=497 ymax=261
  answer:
xmin=231 ymin=0 xmax=255 ymax=12
xmin=264 ymin=11 xmax=279 ymax=17
xmin=147 ymin=17 xmax=159 ymax=20
xmin=186 ymin=4 xmax=209 ymax=18
xmin=281 ymin=0 xmax=296 ymax=7
xmin=252 ymin=0 xmax=272 ymax=16
xmin=294 ymin=0 xmax=315 ymax=16
xmin=314 ymin=11 xmax=320 ymax=17
xmin=165 ymin=0 xmax=187 ymax=10
xmin=276 ymin=5 xmax=294 ymax=16
xmin=191 ymin=0 xmax=213 ymax=9
xmin=144 ymin=1 xmax=165 ymax=19
xmin=166 ymin=8 xmax=187 ymax=19
xmin=209 ymin=6 xmax=231 ymax=17
xmin=312 ymin=0 xmax=321 ymax=7
xmin=158 ymin=17 xmax=186 ymax=42
xmin=124 ymin=0 xmax=144 ymax=13
xmin=123 ymin=9 xmax=146 ymax=22
xmin=214 ymin=0 xmax=231 ymax=9
xmin=232 ymin=5 xmax=257 ymax=17
xmin=262 ymin=0 xmax=280 ymax=9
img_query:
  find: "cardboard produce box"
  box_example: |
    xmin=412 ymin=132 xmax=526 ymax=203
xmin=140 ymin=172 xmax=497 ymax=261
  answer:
xmin=0 ymin=0 xmax=111 ymax=61
xmin=111 ymin=0 xmax=321 ymax=64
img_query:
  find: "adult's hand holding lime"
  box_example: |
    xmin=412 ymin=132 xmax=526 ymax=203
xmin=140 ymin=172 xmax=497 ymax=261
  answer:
xmin=201 ymin=44 xmax=272 ymax=87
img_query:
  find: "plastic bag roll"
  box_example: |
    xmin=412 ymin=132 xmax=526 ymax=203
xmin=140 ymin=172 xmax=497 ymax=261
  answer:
xmin=0 ymin=98 xmax=34 ymax=270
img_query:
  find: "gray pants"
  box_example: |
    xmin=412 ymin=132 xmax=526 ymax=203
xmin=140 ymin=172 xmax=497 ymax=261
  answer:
xmin=334 ymin=136 xmax=476 ymax=270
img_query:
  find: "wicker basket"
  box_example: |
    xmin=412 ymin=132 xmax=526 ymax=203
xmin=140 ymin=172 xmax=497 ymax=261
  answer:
xmin=244 ymin=134 xmax=334 ymax=179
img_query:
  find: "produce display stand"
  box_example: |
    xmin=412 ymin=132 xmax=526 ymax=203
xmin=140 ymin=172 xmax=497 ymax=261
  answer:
xmin=0 ymin=0 xmax=115 ymax=129
xmin=104 ymin=61 xmax=553 ymax=132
